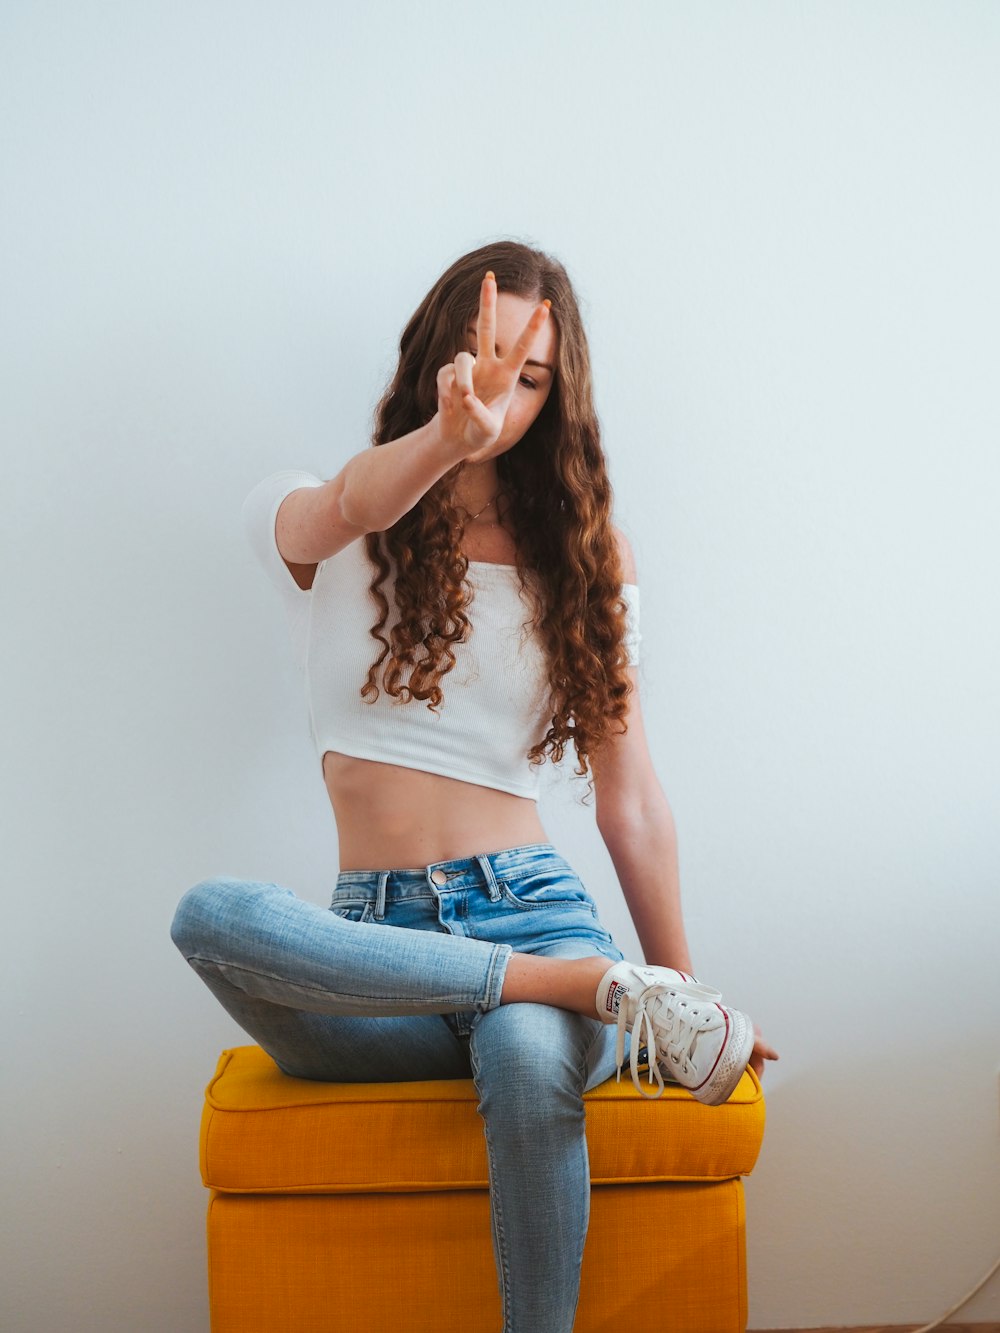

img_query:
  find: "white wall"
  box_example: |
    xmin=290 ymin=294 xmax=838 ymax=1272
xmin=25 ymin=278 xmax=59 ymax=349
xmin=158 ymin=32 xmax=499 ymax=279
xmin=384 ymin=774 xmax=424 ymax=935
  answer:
xmin=2 ymin=2 xmax=998 ymax=1329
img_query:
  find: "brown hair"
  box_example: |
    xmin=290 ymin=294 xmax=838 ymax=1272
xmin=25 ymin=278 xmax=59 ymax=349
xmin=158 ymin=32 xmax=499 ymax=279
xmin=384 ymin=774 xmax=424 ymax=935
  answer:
xmin=359 ymin=239 xmax=634 ymax=801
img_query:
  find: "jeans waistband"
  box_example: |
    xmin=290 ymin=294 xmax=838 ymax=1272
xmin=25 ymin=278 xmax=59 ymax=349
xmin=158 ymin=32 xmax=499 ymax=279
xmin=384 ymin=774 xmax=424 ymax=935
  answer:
xmin=334 ymin=842 xmax=566 ymax=896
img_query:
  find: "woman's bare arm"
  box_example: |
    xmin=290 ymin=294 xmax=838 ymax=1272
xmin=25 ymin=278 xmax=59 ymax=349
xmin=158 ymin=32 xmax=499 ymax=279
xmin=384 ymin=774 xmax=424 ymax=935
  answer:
xmin=275 ymin=414 xmax=470 ymax=566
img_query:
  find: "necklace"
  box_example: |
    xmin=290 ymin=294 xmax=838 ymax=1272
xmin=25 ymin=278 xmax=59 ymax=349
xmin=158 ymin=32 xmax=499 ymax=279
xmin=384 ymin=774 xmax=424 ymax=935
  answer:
xmin=460 ymin=487 xmax=504 ymax=525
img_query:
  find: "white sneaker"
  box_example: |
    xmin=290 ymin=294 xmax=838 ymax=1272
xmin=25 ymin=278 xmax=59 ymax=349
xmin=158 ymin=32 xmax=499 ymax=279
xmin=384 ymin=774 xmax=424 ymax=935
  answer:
xmin=595 ymin=961 xmax=754 ymax=1106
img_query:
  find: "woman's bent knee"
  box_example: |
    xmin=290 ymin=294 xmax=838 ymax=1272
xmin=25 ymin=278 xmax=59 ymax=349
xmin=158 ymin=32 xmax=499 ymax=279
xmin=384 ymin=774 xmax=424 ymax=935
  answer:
xmin=170 ymin=876 xmax=275 ymax=957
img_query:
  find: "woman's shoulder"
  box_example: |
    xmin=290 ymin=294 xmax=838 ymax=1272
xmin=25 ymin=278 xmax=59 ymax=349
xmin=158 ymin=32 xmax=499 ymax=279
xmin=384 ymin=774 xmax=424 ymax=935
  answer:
xmin=241 ymin=469 xmax=326 ymax=595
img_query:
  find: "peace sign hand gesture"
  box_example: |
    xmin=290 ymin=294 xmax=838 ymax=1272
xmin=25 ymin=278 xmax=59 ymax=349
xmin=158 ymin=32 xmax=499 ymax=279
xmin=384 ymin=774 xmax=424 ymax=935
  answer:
xmin=436 ymin=271 xmax=551 ymax=464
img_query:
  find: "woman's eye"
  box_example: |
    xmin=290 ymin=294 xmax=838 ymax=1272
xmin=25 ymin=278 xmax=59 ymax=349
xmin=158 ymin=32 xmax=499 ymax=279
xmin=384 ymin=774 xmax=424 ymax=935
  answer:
xmin=519 ymin=377 xmax=537 ymax=390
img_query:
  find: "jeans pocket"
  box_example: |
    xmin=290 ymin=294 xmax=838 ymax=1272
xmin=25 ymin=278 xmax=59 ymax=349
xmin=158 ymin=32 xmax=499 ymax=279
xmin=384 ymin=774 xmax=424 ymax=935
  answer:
xmin=329 ymin=899 xmax=375 ymax=924
xmin=497 ymin=872 xmax=598 ymax=916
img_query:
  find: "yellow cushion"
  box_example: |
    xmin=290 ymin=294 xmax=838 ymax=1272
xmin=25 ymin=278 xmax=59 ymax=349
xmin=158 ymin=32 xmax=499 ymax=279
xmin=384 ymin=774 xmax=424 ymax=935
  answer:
xmin=201 ymin=1045 xmax=765 ymax=1195
xmin=207 ymin=1180 xmax=747 ymax=1333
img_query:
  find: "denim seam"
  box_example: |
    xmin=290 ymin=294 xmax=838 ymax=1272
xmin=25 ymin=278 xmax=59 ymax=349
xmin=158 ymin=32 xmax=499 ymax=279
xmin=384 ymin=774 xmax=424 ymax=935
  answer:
xmin=570 ymin=1122 xmax=591 ymax=1304
xmin=574 ymin=1022 xmax=601 ymax=1276
xmin=470 ymin=1040 xmax=512 ymax=1331
xmin=481 ymin=1117 xmax=512 ymax=1332
xmin=185 ymin=956 xmax=485 ymax=1012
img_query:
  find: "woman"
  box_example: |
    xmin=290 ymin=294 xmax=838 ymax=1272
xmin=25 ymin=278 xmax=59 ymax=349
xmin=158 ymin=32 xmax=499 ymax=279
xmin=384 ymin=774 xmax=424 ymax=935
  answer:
xmin=171 ymin=240 xmax=778 ymax=1333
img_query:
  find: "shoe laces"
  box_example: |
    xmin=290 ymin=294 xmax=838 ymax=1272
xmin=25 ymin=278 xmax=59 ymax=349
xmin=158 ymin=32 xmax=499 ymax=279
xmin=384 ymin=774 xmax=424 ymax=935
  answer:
xmin=614 ymin=983 xmax=715 ymax=1100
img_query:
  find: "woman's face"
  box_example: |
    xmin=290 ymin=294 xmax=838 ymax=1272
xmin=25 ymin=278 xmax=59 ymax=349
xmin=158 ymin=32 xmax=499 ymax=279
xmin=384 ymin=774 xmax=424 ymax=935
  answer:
xmin=464 ymin=291 xmax=559 ymax=459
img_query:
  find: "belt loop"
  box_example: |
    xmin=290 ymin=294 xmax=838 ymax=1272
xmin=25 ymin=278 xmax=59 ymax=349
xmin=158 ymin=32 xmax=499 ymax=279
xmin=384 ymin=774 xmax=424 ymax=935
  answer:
xmin=475 ymin=854 xmax=502 ymax=901
xmin=374 ymin=871 xmax=389 ymax=920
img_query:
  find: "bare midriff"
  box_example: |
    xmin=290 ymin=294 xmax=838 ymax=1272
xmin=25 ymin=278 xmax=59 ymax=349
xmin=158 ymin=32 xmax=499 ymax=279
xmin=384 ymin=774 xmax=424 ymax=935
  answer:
xmin=301 ymin=520 xmax=549 ymax=871
xmin=322 ymin=751 xmax=550 ymax=871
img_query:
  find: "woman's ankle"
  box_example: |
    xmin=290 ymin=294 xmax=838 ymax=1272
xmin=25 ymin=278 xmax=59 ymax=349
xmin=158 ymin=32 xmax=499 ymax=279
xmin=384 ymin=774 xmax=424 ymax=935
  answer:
xmin=499 ymin=952 xmax=613 ymax=1016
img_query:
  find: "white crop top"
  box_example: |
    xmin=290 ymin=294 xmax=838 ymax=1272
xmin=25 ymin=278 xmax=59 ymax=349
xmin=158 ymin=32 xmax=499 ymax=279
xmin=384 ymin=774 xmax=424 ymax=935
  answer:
xmin=242 ymin=470 xmax=642 ymax=801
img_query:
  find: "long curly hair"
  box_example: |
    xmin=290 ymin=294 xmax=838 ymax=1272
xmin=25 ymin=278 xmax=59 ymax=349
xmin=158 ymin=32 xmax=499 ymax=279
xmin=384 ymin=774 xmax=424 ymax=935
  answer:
xmin=358 ymin=239 xmax=634 ymax=800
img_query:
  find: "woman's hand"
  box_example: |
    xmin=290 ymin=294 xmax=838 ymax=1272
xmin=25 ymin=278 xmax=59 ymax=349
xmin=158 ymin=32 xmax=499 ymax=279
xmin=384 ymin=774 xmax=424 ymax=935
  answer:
xmin=436 ymin=271 xmax=550 ymax=463
xmin=748 ymin=1025 xmax=779 ymax=1080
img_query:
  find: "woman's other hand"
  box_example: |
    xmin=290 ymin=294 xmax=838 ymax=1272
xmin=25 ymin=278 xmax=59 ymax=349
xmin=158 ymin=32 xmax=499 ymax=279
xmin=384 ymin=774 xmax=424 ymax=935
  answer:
xmin=748 ymin=1025 xmax=779 ymax=1080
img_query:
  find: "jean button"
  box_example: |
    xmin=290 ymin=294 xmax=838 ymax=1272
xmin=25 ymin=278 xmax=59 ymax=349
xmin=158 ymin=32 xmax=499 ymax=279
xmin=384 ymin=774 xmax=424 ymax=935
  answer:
xmin=430 ymin=869 xmax=448 ymax=886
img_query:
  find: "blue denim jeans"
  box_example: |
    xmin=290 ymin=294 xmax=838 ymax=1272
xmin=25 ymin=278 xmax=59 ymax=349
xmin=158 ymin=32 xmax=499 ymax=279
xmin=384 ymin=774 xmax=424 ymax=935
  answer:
xmin=170 ymin=841 xmax=631 ymax=1333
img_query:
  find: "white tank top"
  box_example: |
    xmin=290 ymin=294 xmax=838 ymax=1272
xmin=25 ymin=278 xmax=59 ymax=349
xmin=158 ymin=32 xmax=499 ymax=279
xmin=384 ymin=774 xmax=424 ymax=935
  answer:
xmin=242 ymin=470 xmax=641 ymax=801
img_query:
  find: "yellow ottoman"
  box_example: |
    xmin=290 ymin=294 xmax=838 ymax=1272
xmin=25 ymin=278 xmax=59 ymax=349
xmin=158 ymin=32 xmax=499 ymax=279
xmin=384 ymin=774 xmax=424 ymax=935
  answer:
xmin=200 ymin=1045 xmax=766 ymax=1332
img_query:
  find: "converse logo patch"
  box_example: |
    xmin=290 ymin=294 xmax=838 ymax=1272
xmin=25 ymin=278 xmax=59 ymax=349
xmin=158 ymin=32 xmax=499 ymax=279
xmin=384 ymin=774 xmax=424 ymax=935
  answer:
xmin=604 ymin=979 xmax=630 ymax=1017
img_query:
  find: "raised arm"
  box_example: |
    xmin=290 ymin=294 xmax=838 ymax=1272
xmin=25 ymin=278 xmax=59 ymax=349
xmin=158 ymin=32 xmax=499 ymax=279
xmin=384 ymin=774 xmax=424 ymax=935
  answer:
xmin=273 ymin=415 xmax=469 ymax=568
xmin=275 ymin=271 xmax=552 ymax=568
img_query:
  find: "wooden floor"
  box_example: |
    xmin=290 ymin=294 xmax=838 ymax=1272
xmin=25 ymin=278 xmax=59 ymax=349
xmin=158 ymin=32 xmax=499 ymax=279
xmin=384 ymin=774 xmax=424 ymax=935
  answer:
xmin=751 ymin=1324 xmax=1000 ymax=1332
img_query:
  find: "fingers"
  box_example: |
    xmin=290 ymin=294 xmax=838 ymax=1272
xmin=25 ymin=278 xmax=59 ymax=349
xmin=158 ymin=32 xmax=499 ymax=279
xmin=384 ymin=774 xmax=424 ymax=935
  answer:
xmin=439 ymin=358 xmax=482 ymax=411
xmin=747 ymin=1023 xmax=780 ymax=1079
xmin=437 ymin=358 xmax=493 ymax=454
xmin=505 ymin=298 xmax=551 ymax=372
xmin=437 ymin=364 xmax=466 ymax=431
xmin=476 ymin=270 xmax=496 ymax=361
xmin=748 ymin=1049 xmax=779 ymax=1077
xmin=749 ymin=1047 xmax=780 ymax=1073
xmin=749 ymin=1046 xmax=779 ymax=1080
xmin=476 ymin=270 xmax=551 ymax=375
xmin=437 ymin=363 xmax=457 ymax=415
xmin=462 ymin=392 xmax=496 ymax=439
xmin=752 ymin=1025 xmax=779 ymax=1062
xmin=453 ymin=350 xmax=475 ymax=396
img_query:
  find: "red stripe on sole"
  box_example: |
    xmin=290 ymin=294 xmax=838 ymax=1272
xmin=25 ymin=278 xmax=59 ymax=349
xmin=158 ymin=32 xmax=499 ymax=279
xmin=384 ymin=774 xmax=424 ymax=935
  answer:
xmin=691 ymin=1005 xmax=730 ymax=1093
